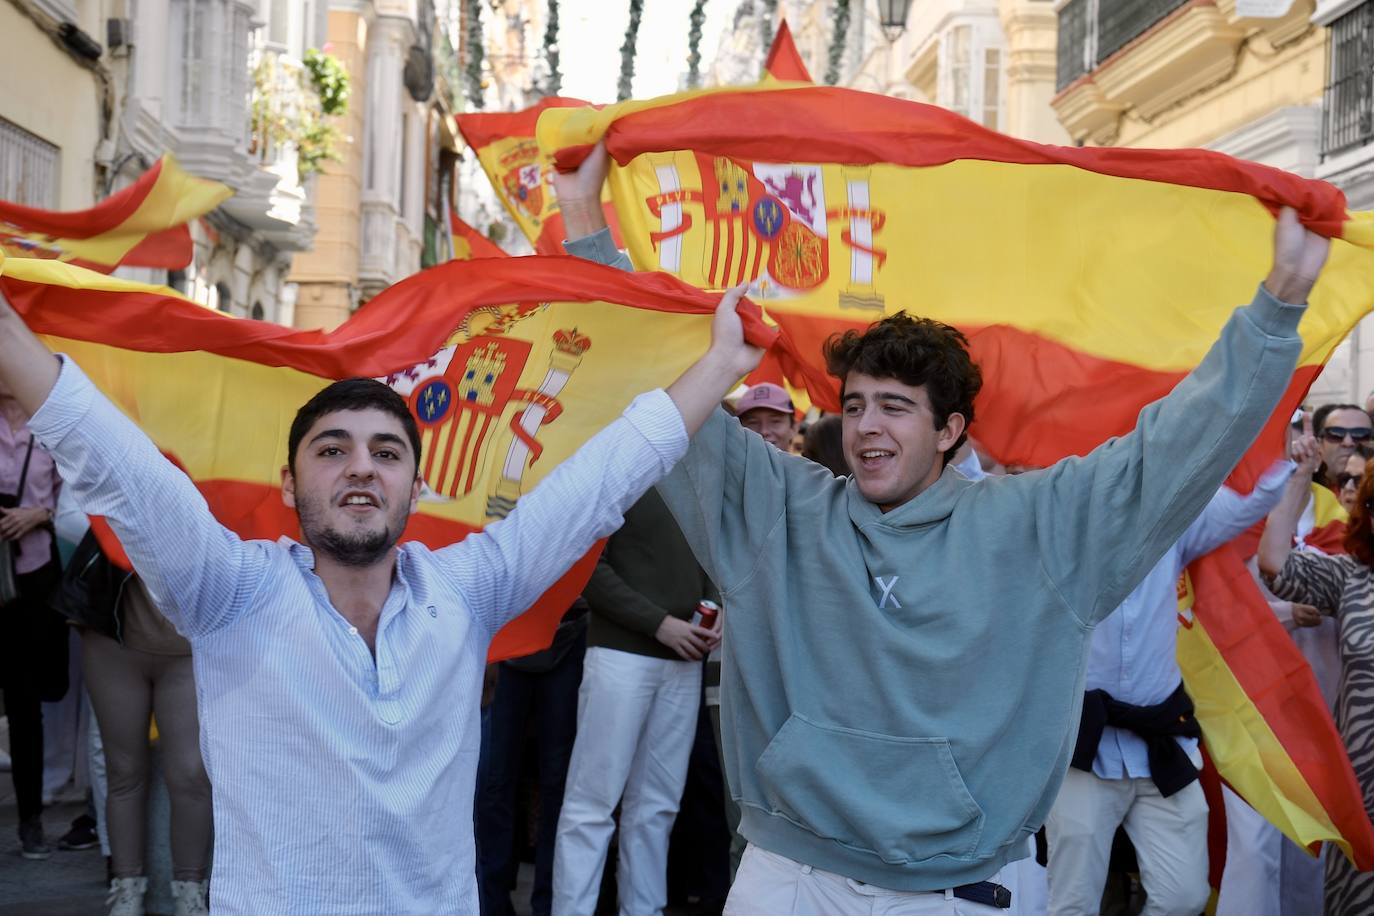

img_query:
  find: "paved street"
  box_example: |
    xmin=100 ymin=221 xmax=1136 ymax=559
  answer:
xmin=0 ymin=789 xmax=106 ymax=916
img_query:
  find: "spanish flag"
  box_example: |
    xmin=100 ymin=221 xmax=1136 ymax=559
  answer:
xmin=457 ymin=98 xmax=622 ymax=256
xmin=0 ymin=252 xmax=773 ymax=662
xmin=1304 ymin=481 xmax=1349 ymax=555
xmin=538 ymin=85 xmax=1374 ymax=866
xmin=763 ymin=21 xmax=812 ymax=83
xmin=0 ymin=155 xmax=230 ymax=271
xmin=444 ymin=199 xmax=509 ymax=260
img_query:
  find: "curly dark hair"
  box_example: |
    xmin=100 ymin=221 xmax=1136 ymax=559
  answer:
xmin=822 ymin=313 xmax=982 ymax=466
xmin=1348 ymin=470 xmax=1374 ymax=568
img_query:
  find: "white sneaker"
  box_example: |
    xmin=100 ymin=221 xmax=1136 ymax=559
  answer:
xmin=170 ymin=879 xmax=209 ymax=916
xmin=106 ymin=876 xmax=147 ymax=916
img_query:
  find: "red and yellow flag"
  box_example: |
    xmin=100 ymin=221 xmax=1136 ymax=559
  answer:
xmin=0 ymin=252 xmax=773 ymax=662
xmin=445 ymin=200 xmax=509 ymax=260
xmin=538 ymin=84 xmax=1374 ymax=866
xmin=0 ymin=155 xmax=230 ymax=272
xmin=1305 ymin=481 xmax=1349 ymax=555
xmin=457 ymin=98 xmax=622 ymax=256
xmin=763 ymin=21 xmax=812 ymax=83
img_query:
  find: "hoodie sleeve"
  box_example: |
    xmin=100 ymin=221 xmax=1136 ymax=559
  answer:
xmin=654 ymin=409 xmax=838 ymax=592
xmin=1033 ymin=285 xmax=1304 ymax=626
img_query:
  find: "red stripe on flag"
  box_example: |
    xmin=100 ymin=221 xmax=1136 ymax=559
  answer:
xmin=764 ymin=21 xmax=813 ymax=83
xmin=554 ymin=89 xmax=1347 ymax=239
xmin=0 ymin=159 xmax=166 ymax=240
xmin=1190 ymin=547 xmax=1374 ymax=867
xmin=0 ymin=256 xmax=779 ymax=378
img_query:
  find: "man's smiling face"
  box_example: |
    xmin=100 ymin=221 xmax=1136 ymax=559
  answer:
xmin=841 ymin=372 xmax=964 ymax=512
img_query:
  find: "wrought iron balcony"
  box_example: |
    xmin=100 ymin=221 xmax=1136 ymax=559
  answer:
xmin=1322 ymin=3 xmax=1374 ymax=158
xmin=1055 ymin=0 xmax=1191 ymax=92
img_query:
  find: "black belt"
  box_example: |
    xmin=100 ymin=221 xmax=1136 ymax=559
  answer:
xmin=951 ymin=881 xmax=1012 ymax=909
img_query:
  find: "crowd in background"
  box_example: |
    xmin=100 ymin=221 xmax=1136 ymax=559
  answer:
xmin=7 ymin=375 xmax=1374 ymax=916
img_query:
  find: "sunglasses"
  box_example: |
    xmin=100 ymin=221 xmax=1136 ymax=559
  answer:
xmin=1321 ymin=426 xmax=1374 ymax=443
xmin=1339 ymin=472 xmax=1363 ymax=489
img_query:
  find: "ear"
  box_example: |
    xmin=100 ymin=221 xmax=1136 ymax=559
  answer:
xmin=936 ymin=413 xmax=968 ymax=455
xmin=409 ymin=474 xmax=421 ymax=514
xmin=281 ymin=465 xmax=297 ymax=509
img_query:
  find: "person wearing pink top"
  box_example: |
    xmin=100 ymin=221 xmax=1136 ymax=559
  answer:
xmin=0 ymin=386 xmax=65 ymax=859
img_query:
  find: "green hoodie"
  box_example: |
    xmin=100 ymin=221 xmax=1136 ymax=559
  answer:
xmin=653 ymin=286 xmax=1304 ymax=890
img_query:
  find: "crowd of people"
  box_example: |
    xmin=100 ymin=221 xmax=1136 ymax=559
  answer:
xmin=1 ymin=146 xmax=1372 ymax=916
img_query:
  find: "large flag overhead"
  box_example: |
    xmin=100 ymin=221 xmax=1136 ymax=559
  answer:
xmin=0 ymin=155 xmax=230 ymax=271
xmin=763 ymin=21 xmax=812 ymax=83
xmin=457 ymin=98 xmax=622 ymax=256
xmin=537 ymin=84 xmax=1374 ymax=866
xmin=0 ymin=251 xmax=773 ymax=662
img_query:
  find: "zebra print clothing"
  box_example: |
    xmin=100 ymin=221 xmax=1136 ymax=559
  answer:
xmin=1271 ymin=550 xmax=1374 ymax=916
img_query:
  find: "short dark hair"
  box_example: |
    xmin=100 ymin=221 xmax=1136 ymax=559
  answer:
xmin=822 ymin=312 xmax=982 ymax=466
xmin=1312 ymin=403 xmax=1370 ymax=435
xmin=287 ymin=378 xmax=422 ymax=477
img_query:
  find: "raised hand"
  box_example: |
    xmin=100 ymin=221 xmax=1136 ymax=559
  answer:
xmin=552 ymin=140 xmax=611 ymax=240
xmin=709 ymin=283 xmax=766 ymax=381
xmin=1289 ymin=412 xmax=1321 ymax=477
xmin=1263 ymin=207 xmax=1330 ymax=305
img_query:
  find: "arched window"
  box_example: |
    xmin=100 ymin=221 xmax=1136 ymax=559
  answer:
xmin=251 ymin=301 xmax=265 ymax=321
xmin=215 ymin=282 xmax=233 ymax=313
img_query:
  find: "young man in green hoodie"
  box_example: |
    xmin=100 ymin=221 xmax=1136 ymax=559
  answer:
xmin=557 ymin=143 xmax=1329 ymax=914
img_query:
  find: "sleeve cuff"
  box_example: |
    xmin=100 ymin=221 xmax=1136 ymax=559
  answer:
xmin=564 ymin=227 xmax=627 ymax=266
xmin=623 ymin=388 xmax=689 ymax=468
xmin=28 ymin=355 xmax=95 ymax=451
xmin=1246 ymin=283 xmax=1307 ymax=338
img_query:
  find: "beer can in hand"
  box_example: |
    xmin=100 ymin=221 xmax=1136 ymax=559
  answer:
xmin=692 ymin=599 xmax=720 ymax=630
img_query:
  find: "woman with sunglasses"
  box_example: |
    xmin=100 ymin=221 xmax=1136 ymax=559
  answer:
xmin=1260 ymin=430 xmax=1374 ymax=916
xmin=1338 ymin=454 xmax=1368 ymax=515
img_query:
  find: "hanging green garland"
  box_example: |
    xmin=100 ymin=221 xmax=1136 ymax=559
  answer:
xmin=759 ymin=0 xmax=778 ymax=51
xmin=543 ymin=0 xmax=562 ymax=96
xmin=686 ymin=0 xmax=707 ymax=88
xmin=617 ymin=0 xmax=645 ymax=102
xmin=464 ymin=0 xmax=485 ymax=109
xmin=825 ymin=0 xmax=851 ymax=85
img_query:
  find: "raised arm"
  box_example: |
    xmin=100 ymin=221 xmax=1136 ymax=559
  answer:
xmin=1035 ymin=208 xmax=1328 ymax=624
xmin=438 ymin=289 xmax=763 ymax=635
xmin=0 ymin=290 xmax=262 ymax=637
xmin=1177 ymin=459 xmax=1295 ymax=566
xmin=1258 ymin=425 xmax=1322 ymax=579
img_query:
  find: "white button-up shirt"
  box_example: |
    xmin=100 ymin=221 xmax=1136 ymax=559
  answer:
xmin=1085 ymin=461 xmax=1293 ymax=779
xmin=30 ymin=359 xmax=687 ymax=915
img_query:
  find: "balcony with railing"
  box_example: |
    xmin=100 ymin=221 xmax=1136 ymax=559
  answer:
xmin=1322 ymin=3 xmax=1374 ymax=158
xmin=1055 ymin=0 xmax=1190 ymax=92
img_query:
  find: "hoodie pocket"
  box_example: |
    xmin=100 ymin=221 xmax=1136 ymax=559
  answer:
xmin=754 ymin=713 xmax=985 ymax=865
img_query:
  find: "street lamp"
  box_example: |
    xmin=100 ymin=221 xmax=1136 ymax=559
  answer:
xmin=878 ymin=0 xmax=912 ymax=42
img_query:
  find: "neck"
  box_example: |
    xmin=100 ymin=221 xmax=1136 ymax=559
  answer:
xmin=0 ymin=400 xmax=25 ymax=430
xmin=310 ymin=546 xmax=398 ymax=653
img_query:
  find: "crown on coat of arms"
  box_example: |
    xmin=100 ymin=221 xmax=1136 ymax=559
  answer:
xmin=552 ymin=328 xmax=592 ymax=356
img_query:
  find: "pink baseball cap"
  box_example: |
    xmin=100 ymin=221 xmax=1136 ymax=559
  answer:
xmin=737 ymin=383 xmax=795 ymax=416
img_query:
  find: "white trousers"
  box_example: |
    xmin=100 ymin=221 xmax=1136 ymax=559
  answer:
xmin=551 ymin=647 xmax=701 ymax=916
xmin=1045 ymin=768 xmax=1209 ymax=916
xmin=723 ymin=845 xmax=1006 ymax=915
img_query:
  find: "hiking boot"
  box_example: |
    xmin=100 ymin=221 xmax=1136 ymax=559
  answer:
xmin=18 ymin=818 xmax=51 ymax=860
xmin=170 ymin=878 xmax=209 ymax=916
xmin=106 ymin=876 xmax=147 ymax=916
xmin=58 ymin=813 xmax=99 ymax=850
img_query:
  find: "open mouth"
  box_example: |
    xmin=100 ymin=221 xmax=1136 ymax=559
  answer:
xmin=856 ymin=448 xmax=894 ymax=470
xmin=339 ymin=491 xmax=381 ymax=510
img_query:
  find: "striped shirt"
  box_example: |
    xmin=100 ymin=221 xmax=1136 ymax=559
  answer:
xmin=30 ymin=358 xmax=688 ymax=915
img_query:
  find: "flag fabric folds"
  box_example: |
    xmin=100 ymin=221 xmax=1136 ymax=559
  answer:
xmin=0 ymin=252 xmax=773 ymax=662
xmin=537 ymin=84 xmax=1374 ymax=866
xmin=457 ymin=98 xmax=622 ymax=255
xmin=444 ymin=198 xmax=509 ymax=260
xmin=0 ymin=155 xmax=230 ymax=271
xmin=763 ymin=21 xmax=812 ymax=83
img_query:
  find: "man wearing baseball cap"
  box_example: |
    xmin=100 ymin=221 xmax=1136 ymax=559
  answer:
xmin=735 ymin=382 xmax=797 ymax=452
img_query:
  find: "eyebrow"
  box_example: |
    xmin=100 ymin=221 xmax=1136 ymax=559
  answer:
xmin=842 ymin=391 xmax=919 ymax=406
xmin=308 ymin=430 xmax=410 ymax=453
